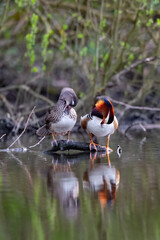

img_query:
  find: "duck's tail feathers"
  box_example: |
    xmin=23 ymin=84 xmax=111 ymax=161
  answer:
xmin=36 ymin=124 xmax=51 ymax=136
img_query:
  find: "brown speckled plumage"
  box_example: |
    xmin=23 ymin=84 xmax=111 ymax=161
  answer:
xmin=36 ymin=88 xmax=78 ymax=137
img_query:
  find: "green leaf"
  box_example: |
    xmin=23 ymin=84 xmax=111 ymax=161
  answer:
xmin=80 ymin=47 xmax=87 ymax=56
xmin=78 ymin=33 xmax=83 ymax=39
xmin=120 ymin=41 xmax=125 ymax=47
xmin=63 ymin=24 xmax=68 ymax=30
xmin=32 ymin=67 xmax=38 ymax=73
xmin=157 ymin=18 xmax=160 ymax=26
xmin=100 ymin=19 xmax=106 ymax=30
xmin=128 ymin=53 xmax=135 ymax=61
xmin=147 ymin=18 xmax=153 ymax=27
xmin=104 ymin=52 xmax=109 ymax=61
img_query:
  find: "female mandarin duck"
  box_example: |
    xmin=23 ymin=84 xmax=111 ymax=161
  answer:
xmin=36 ymin=87 xmax=78 ymax=143
xmin=81 ymin=97 xmax=118 ymax=152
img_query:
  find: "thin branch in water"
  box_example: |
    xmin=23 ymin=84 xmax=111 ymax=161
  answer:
xmin=7 ymin=106 xmax=36 ymax=149
xmin=0 ymin=134 xmax=6 ymax=140
xmin=124 ymin=122 xmax=146 ymax=135
xmin=28 ymin=136 xmax=46 ymax=149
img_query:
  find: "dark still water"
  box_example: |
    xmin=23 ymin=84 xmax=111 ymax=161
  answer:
xmin=0 ymin=131 xmax=160 ymax=240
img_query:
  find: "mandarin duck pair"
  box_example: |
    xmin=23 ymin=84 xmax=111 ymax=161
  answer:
xmin=36 ymin=87 xmax=118 ymax=152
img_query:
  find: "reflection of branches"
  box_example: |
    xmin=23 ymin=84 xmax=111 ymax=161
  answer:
xmin=8 ymin=152 xmax=33 ymax=186
xmin=45 ymin=151 xmax=107 ymax=163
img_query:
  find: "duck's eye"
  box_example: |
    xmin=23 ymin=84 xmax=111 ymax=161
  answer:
xmin=72 ymin=99 xmax=75 ymax=105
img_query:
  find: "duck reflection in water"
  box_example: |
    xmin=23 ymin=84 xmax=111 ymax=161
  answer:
xmin=47 ymin=155 xmax=79 ymax=219
xmin=83 ymin=152 xmax=120 ymax=208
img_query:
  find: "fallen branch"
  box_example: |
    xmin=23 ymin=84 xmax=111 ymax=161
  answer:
xmin=45 ymin=140 xmax=107 ymax=153
xmin=7 ymin=106 xmax=36 ymax=149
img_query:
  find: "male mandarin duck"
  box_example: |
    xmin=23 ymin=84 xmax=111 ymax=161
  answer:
xmin=80 ymin=97 xmax=118 ymax=152
xmin=36 ymin=87 xmax=78 ymax=144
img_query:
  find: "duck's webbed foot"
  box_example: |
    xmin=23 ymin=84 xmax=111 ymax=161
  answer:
xmin=106 ymin=136 xmax=113 ymax=153
xmin=52 ymin=133 xmax=58 ymax=147
xmin=89 ymin=133 xmax=99 ymax=151
xmin=89 ymin=141 xmax=98 ymax=151
xmin=66 ymin=131 xmax=73 ymax=144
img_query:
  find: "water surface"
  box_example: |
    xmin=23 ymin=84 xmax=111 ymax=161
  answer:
xmin=0 ymin=131 xmax=160 ymax=240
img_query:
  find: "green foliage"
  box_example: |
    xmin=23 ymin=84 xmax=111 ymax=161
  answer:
xmin=100 ymin=19 xmax=106 ymax=30
xmin=41 ymin=30 xmax=53 ymax=71
xmin=128 ymin=53 xmax=135 ymax=64
xmin=25 ymin=13 xmax=39 ymax=71
xmin=146 ymin=18 xmax=153 ymax=27
xmin=1 ymin=0 xmax=160 ymax=94
xmin=80 ymin=47 xmax=88 ymax=57
xmin=78 ymin=33 xmax=84 ymax=39
xmin=15 ymin=0 xmax=37 ymax=8
xmin=157 ymin=18 xmax=160 ymax=26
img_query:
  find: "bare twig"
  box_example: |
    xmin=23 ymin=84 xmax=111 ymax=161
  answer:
xmin=0 ymin=134 xmax=6 ymax=140
xmin=28 ymin=136 xmax=46 ymax=149
xmin=7 ymin=106 xmax=36 ymax=149
xmin=48 ymin=1 xmax=112 ymax=20
xmin=0 ymin=85 xmax=54 ymax=105
xmin=114 ymin=56 xmax=158 ymax=81
xmin=97 ymin=96 xmax=160 ymax=112
xmin=0 ymin=93 xmax=14 ymax=119
xmin=0 ymin=0 xmax=10 ymax=29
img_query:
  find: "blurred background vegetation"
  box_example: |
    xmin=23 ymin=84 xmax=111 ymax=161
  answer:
xmin=0 ymin=0 xmax=160 ymax=136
